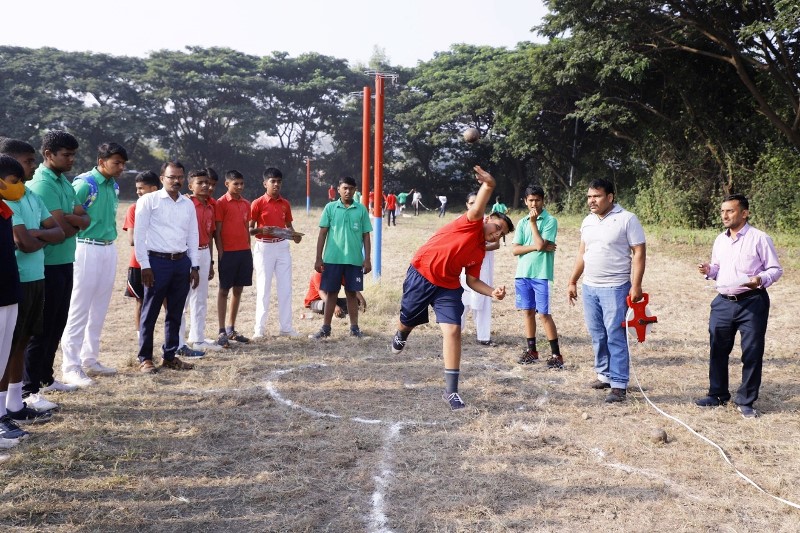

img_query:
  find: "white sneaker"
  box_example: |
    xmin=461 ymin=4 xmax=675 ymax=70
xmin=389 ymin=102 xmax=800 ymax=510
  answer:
xmin=191 ymin=340 xmax=223 ymax=352
xmin=62 ymin=369 xmax=95 ymax=388
xmin=25 ymin=393 xmax=59 ymax=413
xmin=82 ymin=360 xmax=117 ymax=377
xmin=279 ymin=330 xmax=301 ymax=338
xmin=0 ymin=437 xmax=18 ymax=449
xmin=40 ymin=380 xmax=78 ymax=393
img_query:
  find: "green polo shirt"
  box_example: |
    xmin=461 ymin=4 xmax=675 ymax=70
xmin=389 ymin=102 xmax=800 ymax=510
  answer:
xmin=513 ymin=209 xmax=558 ymax=281
xmin=7 ymin=188 xmax=50 ymax=282
xmin=27 ymin=164 xmax=79 ymax=265
xmin=319 ymin=199 xmax=372 ymax=266
xmin=397 ymin=192 xmax=409 ymax=205
xmin=73 ymin=167 xmax=119 ymax=241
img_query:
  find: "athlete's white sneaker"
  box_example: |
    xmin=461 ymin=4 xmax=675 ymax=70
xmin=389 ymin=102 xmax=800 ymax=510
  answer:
xmin=40 ymin=380 xmax=78 ymax=393
xmin=82 ymin=361 xmax=117 ymax=377
xmin=62 ymin=369 xmax=95 ymax=388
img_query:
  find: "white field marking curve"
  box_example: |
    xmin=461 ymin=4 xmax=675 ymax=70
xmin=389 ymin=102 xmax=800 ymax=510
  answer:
xmin=263 ymin=364 xmax=437 ymax=533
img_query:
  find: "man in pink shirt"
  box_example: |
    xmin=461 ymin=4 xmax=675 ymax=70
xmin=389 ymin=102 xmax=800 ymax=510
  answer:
xmin=696 ymin=194 xmax=782 ymax=418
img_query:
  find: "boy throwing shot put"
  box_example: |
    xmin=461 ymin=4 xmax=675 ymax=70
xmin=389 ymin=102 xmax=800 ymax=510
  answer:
xmin=512 ymin=185 xmax=563 ymax=368
xmin=391 ymin=166 xmax=514 ymax=410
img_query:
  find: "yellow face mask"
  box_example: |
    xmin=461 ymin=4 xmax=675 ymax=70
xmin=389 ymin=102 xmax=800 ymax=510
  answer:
xmin=0 ymin=180 xmax=25 ymax=202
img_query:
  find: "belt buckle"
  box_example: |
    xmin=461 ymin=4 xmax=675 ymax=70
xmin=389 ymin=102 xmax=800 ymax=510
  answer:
xmin=728 ymin=294 xmax=739 ymax=301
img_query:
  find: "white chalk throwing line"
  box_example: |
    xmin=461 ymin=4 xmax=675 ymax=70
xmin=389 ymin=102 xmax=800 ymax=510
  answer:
xmin=263 ymin=364 xmax=437 ymax=533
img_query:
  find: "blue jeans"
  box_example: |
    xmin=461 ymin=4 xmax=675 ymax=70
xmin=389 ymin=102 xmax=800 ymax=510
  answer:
xmin=582 ymin=282 xmax=630 ymax=389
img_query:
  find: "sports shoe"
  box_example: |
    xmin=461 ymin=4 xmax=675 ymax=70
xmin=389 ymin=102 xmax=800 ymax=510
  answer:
xmin=279 ymin=329 xmax=302 ymax=338
xmin=694 ymin=395 xmax=728 ymax=407
xmin=24 ymin=393 xmax=59 ymax=413
xmin=82 ymin=360 xmax=117 ymax=377
xmin=0 ymin=436 xmax=18 ymax=449
xmin=0 ymin=415 xmax=28 ymax=440
xmin=442 ymin=392 xmax=466 ymax=410
xmin=7 ymin=403 xmax=53 ymax=424
xmin=62 ymin=368 xmax=95 ymax=388
xmin=518 ymin=349 xmax=539 ymax=364
xmin=477 ymin=339 xmax=498 ymax=347
xmin=176 ymin=345 xmax=205 ymax=359
xmin=227 ymin=330 xmax=250 ymax=343
xmin=736 ymin=404 xmax=759 ymax=418
xmin=216 ymin=332 xmax=230 ymax=349
xmin=309 ymin=326 xmax=331 ymax=339
xmin=350 ymin=327 xmax=365 ymax=338
xmin=391 ymin=331 xmax=407 ymax=354
xmin=590 ymin=379 xmax=611 ymax=389
xmin=139 ymin=360 xmax=157 ymax=374
xmin=160 ymin=357 xmax=194 ymax=371
xmin=191 ymin=340 xmax=223 ymax=352
xmin=546 ymin=354 xmax=565 ymax=369
xmin=41 ymin=380 xmax=78 ymax=393
xmin=605 ymin=388 xmax=627 ymax=403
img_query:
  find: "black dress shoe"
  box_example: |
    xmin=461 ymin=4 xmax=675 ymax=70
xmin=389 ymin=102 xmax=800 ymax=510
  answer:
xmin=694 ymin=395 xmax=728 ymax=407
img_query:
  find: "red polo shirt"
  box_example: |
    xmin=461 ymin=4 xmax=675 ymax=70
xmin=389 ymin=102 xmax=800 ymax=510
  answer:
xmin=385 ymin=194 xmax=397 ymax=210
xmin=215 ymin=192 xmax=251 ymax=251
xmin=411 ymin=215 xmax=486 ymax=289
xmin=250 ymin=194 xmax=293 ymax=241
xmin=191 ymin=196 xmax=215 ymax=248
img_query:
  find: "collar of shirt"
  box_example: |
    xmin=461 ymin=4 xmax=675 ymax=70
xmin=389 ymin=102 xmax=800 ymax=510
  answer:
xmin=36 ymin=164 xmax=66 ymax=183
xmin=222 ymin=191 xmax=246 ymax=203
xmin=263 ymin=194 xmax=284 ymax=203
xmin=90 ymin=167 xmax=114 ymax=185
xmin=725 ymin=223 xmax=750 ymax=241
xmin=157 ymin=188 xmax=190 ymax=203
xmin=190 ymin=195 xmax=213 ymax=207
xmin=336 ymin=199 xmax=358 ymax=209
xmin=593 ymin=203 xmax=623 ymax=220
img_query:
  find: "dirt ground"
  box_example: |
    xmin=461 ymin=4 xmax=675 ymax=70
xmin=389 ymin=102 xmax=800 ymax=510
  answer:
xmin=1 ymin=201 xmax=798 ymax=532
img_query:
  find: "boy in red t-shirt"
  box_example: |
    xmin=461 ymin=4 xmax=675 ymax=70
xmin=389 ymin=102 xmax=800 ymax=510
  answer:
xmin=214 ymin=170 xmax=252 ymax=348
xmin=391 ymin=166 xmax=514 ymax=411
xmin=384 ymin=192 xmax=397 ymax=226
xmin=122 ymin=171 xmax=160 ymax=341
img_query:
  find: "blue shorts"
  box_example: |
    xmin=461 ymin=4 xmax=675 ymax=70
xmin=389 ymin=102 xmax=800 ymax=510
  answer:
xmin=219 ymin=250 xmax=253 ymax=290
xmin=321 ymin=263 xmax=363 ymax=292
xmin=399 ymin=265 xmax=464 ymax=327
xmin=515 ymin=278 xmax=552 ymax=314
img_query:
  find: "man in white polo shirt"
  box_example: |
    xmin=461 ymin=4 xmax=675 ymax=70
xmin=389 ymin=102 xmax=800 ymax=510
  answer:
xmin=567 ymin=178 xmax=646 ymax=403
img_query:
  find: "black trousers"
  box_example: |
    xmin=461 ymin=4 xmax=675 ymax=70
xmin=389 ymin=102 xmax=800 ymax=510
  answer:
xmin=707 ymin=291 xmax=769 ymax=406
xmin=23 ymin=263 xmax=73 ymax=394
xmin=138 ymin=255 xmax=191 ymax=362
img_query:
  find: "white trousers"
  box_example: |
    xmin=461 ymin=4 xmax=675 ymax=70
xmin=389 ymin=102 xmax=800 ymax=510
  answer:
xmin=61 ymin=242 xmax=117 ymax=372
xmin=460 ymin=250 xmax=495 ymax=341
xmin=0 ymin=304 xmax=19 ymax=379
xmin=179 ymin=248 xmax=212 ymax=345
xmin=253 ymin=240 xmax=293 ymax=335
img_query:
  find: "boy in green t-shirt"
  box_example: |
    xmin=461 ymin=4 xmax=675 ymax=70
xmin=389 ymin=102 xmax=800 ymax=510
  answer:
xmin=311 ymin=176 xmax=372 ymax=339
xmin=511 ymin=185 xmax=564 ymax=368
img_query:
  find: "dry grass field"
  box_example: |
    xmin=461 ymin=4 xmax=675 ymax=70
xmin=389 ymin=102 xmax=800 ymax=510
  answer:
xmin=1 ymin=201 xmax=799 ymax=532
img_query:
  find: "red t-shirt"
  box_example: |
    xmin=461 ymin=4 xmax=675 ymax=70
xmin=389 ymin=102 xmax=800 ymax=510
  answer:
xmin=304 ymin=271 xmax=322 ymax=307
xmin=385 ymin=194 xmax=397 ymax=210
xmin=191 ymin=196 xmax=215 ymax=248
xmin=250 ymin=194 xmax=293 ymax=241
xmin=215 ymin=192 xmax=251 ymax=251
xmin=122 ymin=203 xmax=140 ymax=268
xmin=411 ymin=215 xmax=486 ymax=289
xmin=328 ymin=186 xmax=336 ymax=201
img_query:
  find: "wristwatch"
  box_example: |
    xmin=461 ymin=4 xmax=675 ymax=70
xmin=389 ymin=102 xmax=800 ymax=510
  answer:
xmin=191 ymin=266 xmax=200 ymax=271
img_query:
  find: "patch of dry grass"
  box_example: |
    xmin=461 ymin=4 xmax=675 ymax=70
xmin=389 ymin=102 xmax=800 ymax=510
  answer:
xmin=1 ymin=205 xmax=799 ymax=532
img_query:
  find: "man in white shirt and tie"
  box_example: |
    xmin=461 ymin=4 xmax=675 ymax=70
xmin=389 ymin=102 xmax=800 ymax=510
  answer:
xmin=134 ymin=161 xmax=200 ymax=373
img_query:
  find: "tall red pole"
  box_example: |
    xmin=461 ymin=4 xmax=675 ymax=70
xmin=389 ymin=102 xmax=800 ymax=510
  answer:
xmin=373 ymin=76 xmax=384 ymax=218
xmin=361 ymin=86 xmax=371 ymax=209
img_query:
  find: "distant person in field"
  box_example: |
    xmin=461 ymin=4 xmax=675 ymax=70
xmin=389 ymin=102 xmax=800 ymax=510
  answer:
xmin=460 ymin=191 xmax=500 ymax=347
xmin=384 ymin=191 xmax=397 ymax=226
xmin=328 ymin=184 xmax=336 ymax=202
xmin=214 ymin=170 xmax=253 ymax=348
xmin=24 ymin=131 xmax=90 ymax=393
xmin=311 ymin=176 xmax=372 ymax=339
xmin=122 ymin=171 xmax=160 ymax=342
xmin=512 ymin=185 xmax=563 ymax=369
xmin=568 ymin=178 xmax=646 ymax=404
xmin=437 ymin=194 xmax=448 ymax=218
xmin=491 ymin=195 xmax=509 ymax=246
xmin=695 ymin=194 xmax=782 ymax=419
xmin=412 ymin=190 xmax=424 ymax=216
xmin=304 ymin=270 xmax=366 ymax=318
xmin=391 ymin=166 xmax=514 ymax=411
xmin=250 ymin=167 xmax=302 ymax=338
xmin=134 ymin=160 xmax=200 ymax=374
xmin=396 ymin=188 xmax=413 ymax=215
xmin=60 ymin=142 xmax=128 ymax=384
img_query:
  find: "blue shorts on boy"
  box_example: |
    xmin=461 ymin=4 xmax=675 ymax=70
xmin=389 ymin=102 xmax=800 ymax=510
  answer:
xmin=219 ymin=249 xmax=253 ymax=290
xmin=320 ymin=263 xmax=363 ymax=293
xmin=399 ymin=265 xmax=464 ymax=327
xmin=514 ymin=278 xmax=552 ymax=314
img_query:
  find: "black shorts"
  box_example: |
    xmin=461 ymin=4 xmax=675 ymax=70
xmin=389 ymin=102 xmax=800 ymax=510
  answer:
xmin=321 ymin=263 xmax=363 ymax=293
xmin=219 ymin=249 xmax=253 ymax=290
xmin=12 ymin=280 xmax=45 ymax=343
xmin=125 ymin=267 xmax=143 ymax=299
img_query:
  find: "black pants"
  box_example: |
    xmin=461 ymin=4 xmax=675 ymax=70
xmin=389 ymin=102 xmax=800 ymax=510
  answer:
xmin=138 ymin=255 xmax=191 ymax=362
xmin=386 ymin=209 xmax=396 ymax=226
xmin=707 ymin=292 xmax=769 ymax=406
xmin=23 ymin=263 xmax=73 ymax=394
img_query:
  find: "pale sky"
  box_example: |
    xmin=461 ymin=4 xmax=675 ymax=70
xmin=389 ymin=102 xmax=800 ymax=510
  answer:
xmin=2 ymin=0 xmax=549 ymax=66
